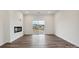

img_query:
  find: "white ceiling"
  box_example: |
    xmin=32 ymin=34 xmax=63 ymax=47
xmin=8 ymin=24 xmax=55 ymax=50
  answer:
xmin=22 ymin=10 xmax=58 ymax=15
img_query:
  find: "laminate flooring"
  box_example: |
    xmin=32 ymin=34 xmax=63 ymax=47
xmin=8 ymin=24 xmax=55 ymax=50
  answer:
xmin=1 ymin=35 xmax=77 ymax=48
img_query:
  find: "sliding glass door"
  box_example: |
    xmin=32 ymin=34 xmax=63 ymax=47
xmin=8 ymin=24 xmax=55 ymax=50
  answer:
xmin=32 ymin=20 xmax=45 ymax=35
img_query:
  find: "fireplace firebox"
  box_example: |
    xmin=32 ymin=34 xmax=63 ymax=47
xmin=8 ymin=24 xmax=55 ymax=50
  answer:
xmin=14 ymin=26 xmax=22 ymax=33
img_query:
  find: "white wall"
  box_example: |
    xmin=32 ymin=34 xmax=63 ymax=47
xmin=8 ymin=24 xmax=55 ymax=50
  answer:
xmin=24 ymin=15 xmax=33 ymax=34
xmin=0 ymin=11 xmax=24 ymax=45
xmin=0 ymin=11 xmax=10 ymax=45
xmin=44 ymin=15 xmax=54 ymax=34
xmin=55 ymin=11 xmax=79 ymax=46
xmin=0 ymin=11 xmax=5 ymax=45
xmin=24 ymin=15 xmax=54 ymax=34
xmin=0 ymin=11 xmax=24 ymax=46
xmin=9 ymin=11 xmax=24 ymax=42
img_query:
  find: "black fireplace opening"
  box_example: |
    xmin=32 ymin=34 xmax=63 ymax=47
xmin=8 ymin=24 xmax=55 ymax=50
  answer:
xmin=14 ymin=26 xmax=22 ymax=33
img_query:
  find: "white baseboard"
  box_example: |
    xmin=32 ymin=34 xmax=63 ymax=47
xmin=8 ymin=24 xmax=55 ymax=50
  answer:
xmin=55 ymin=33 xmax=79 ymax=47
xmin=0 ymin=42 xmax=7 ymax=46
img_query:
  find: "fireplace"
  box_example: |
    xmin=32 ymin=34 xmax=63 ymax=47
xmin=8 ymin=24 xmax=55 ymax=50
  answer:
xmin=14 ymin=26 xmax=22 ymax=33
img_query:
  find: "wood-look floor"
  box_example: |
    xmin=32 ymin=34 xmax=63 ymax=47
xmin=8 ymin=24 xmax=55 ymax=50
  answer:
xmin=1 ymin=35 xmax=77 ymax=48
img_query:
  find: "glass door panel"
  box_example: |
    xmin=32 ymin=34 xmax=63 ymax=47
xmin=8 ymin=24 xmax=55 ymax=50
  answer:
xmin=32 ymin=20 xmax=45 ymax=35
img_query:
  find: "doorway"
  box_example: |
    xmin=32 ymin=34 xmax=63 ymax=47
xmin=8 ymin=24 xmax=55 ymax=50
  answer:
xmin=32 ymin=20 xmax=45 ymax=35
